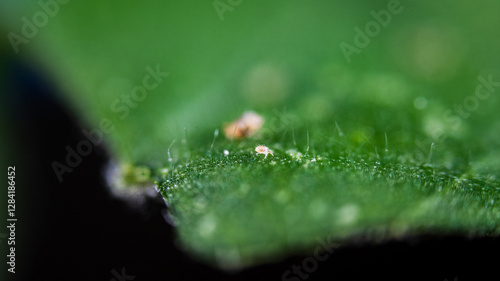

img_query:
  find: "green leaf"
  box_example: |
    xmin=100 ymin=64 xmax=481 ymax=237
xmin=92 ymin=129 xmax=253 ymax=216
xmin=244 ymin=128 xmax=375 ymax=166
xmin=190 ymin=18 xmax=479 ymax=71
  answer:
xmin=2 ymin=0 xmax=500 ymax=269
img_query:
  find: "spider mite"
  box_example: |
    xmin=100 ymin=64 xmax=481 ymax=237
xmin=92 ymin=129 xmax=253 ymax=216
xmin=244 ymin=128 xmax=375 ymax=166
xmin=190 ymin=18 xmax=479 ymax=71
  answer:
xmin=255 ymin=145 xmax=273 ymax=158
xmin=224 ymin=111 xmax=264 ymax=139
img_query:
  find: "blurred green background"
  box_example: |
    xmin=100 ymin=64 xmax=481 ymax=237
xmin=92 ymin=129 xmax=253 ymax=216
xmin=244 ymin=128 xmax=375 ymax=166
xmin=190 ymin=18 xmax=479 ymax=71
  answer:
xmin=1 ymin=1 xmax=499 ymax=165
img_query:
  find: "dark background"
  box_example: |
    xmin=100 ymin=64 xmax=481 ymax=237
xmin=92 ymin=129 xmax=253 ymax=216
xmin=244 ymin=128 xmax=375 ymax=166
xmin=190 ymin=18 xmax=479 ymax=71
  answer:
xmin=3 ymin=59 xmax=499 ymax=281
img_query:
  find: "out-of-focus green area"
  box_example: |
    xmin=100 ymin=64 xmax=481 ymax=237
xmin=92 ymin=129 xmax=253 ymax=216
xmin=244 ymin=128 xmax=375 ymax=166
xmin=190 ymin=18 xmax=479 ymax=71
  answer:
xmin=2 ymin=0 xmax=498 ymax=166
xmin=1 ymin=0 xmax=500 ymax=268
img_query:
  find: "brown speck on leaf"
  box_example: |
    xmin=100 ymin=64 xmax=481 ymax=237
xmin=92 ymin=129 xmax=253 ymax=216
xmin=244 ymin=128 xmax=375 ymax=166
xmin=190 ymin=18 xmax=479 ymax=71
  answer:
xmin=224 ymin=111 xmax=264 ymax=139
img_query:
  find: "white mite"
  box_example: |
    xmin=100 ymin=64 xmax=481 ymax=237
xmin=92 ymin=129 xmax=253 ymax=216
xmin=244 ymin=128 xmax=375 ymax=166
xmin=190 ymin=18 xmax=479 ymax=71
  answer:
xmin=255 ymin=145 xmax=273 ymax=159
